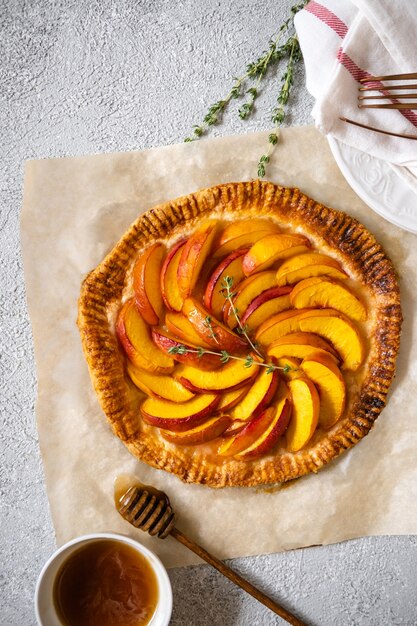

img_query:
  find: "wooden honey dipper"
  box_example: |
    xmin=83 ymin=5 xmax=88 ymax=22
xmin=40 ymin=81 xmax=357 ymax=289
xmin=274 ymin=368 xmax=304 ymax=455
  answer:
xmin=116 ymin=480 xmax=307 ymax=626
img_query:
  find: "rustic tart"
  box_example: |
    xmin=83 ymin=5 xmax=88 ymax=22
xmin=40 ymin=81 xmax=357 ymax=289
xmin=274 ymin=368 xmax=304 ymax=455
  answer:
xmin=77 ymin=181 xmax=402 ymax=487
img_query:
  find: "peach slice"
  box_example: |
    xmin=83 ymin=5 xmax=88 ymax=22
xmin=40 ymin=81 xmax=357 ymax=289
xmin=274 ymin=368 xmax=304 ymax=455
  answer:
xmin=127 ymin=363 xmax=194 ymax=402
xmin=222 ymin=271 xmax=277 ymax=328
xmin=301 ymin=353 xmax=346 ymax=429
xmin=217 ymin=385 xmax=251 ymax=412
xmin=116 ymin=299 xmax=174 ymax=374
xmin=213 ymin=219 xmax=280 ymax=259
xmin=290 ymin=277 xmax=367 ymax=322
xmin=165 ymin=311 xmax=211 ymax=348
xmin=276 ymin=252 xmax=347 ymax=286
xmin=182 ymin=297 xmax=247 ymax=353
xmin=217 ymin=218 xmax=280 ymax=246
xmin=229 ymin=369 xmax=279 ymax=421
xmin=274 ymin=357 xmax=302 ymax=380
xmin=242 ymin=234 xmax=311 ymax=275
xmin=133 ymin=242 xmax=165 ymax=325
xmin=160 ymin=239 xmax=186 ymax=312
xmin=298 ymin=309 xmax=364 ymax=371
xmin=286 ymin=377 xmax=320 ymax=451
xmin=177 ymin=220 xmax=218 ymax=299
xmin=234 ymin=397 xmax=292 ymax=460
xmin=219 ymin=381 xmax=291 ymax=457
xmin=255 ymin=309 xmax=312 ymax=346
xmin=240 ymin=286 xmax=292 ymax=332
xmin=175 ymin=358 xmax=259 ymax=393
xmin=267 ymin=331 xmax=340 ymax=363
xmin=204 ymin=249 xmax=248 ymax=317
xmin=218 ymin=406 xmax=277 ymax=456
xmin=151 ymin=327 xmax=222 ymax=370
xmin=141 ymin=393 xmax=220 ymax=431
xmin=214 ymin=232 xmax=277 ymax=259
xmin=222 ymin=419 xmax=248 ymax=437
xmin=161 ymin=414 xmax=231 ymax=445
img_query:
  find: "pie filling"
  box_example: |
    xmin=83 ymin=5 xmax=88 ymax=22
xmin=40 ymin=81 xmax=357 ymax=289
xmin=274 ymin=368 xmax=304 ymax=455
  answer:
xmin=115 ymin=217 xmax=371 ymax=462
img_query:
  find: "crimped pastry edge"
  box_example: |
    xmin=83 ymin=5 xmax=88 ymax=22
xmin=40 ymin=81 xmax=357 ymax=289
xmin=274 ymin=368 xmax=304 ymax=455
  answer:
xmin=77 ymin=181 xmax=402 ymax=488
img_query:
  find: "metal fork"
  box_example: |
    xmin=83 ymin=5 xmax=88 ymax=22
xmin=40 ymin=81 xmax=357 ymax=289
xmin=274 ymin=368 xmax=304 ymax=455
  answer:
xmin=358 ymin=72 xmax=417 ymax=110
xmin=339 ymin=72 xmax=417 ymax=139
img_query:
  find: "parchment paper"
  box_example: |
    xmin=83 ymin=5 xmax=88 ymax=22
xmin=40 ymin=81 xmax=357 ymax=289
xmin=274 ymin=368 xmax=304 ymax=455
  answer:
xmin=21 ymin=126 xmax=417 ymax=568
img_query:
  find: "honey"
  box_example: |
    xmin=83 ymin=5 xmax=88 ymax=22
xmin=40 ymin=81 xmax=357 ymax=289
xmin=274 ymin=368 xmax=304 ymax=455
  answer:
xmin=53 ymin=539 xmax=159 ymax=626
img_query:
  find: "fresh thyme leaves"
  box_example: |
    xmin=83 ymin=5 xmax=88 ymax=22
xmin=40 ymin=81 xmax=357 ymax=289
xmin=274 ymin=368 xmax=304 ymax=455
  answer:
xmin=221 ymin=275 xmax=263 ymax=358
xmin=184 ymin=2 xmax=308 ymax=178
xmin=167 ymin=344 xmax=288 ymax=373
xmin=238 ymin=87 xmax=257 ymax=120
xmin=272 ymin=35 xmax=302 ymax=123
xmin=244 ymin=354 xmax=254 ymax=368
xmin=257 ymin=154 xmax=270 ymax=179
xmin=184 ymin=77 xmax=246 ymax=142
xmin=257 ymin=33 xmax=302 ymax=178
xmin=220 ymin=350 xmax=230 ymax=364
xmin=169 ymin=344 xmax=188 ymax=355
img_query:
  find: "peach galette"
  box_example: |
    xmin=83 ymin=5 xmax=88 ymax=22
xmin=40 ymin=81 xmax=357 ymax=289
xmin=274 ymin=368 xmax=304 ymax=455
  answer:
xmin=78 ymin=181 xmax=401 ymax=487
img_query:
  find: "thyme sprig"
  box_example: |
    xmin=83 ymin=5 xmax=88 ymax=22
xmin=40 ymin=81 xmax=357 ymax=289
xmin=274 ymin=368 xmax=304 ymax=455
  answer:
xmin=184 ymin=2 xmax=307 ymax=179
xmin=258 ymin=34 xmax=302 ymax=177
xmin=221 ymin=275 xmax=263 ymax=358
xmin=185 ymin=78 xmax=246 ymax=141
xmin=168 ymin=344 xmax=292 ymax=374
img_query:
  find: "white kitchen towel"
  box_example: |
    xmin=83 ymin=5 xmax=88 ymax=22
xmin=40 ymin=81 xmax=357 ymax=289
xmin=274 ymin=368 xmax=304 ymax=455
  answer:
xmin=295 ymin=0 xmax=417 ymax=190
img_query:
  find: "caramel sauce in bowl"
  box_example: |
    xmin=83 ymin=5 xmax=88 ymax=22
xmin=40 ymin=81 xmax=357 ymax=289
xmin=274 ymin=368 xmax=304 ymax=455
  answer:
xmin=35 ymin=533 xmax=172 ymax=626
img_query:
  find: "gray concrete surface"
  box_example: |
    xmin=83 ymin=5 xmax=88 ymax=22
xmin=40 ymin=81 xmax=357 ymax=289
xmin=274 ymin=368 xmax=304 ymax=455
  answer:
xmin=1 ymin=0 xmax=416 ymax=624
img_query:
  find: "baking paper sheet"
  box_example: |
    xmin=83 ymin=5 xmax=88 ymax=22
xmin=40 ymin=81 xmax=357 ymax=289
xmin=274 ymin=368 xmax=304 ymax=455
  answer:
xmin=21 ymin=126 xmax=417 ymax=567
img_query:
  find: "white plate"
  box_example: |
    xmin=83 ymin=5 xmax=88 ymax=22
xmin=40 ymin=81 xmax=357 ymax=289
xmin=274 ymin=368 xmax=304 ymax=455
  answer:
xmin=328 ymin=136 xmax=417 ymax=234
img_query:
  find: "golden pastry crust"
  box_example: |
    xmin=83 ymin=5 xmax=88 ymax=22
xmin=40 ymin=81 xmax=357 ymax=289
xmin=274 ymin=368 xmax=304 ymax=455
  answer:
xmin=77 ymin=181 xmax=402 ymax=487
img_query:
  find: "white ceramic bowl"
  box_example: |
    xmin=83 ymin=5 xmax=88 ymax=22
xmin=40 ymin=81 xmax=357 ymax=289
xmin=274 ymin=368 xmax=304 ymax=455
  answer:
xmin=34 ymin=532 xmax=173 ymax=626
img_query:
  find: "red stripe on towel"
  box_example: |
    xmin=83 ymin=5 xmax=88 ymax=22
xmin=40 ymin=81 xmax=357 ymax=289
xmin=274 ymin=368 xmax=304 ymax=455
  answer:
xmin=305 ymin=1 xmax=348 ymax=38
xmin=304 ymin=2 xmax=417 ymax=128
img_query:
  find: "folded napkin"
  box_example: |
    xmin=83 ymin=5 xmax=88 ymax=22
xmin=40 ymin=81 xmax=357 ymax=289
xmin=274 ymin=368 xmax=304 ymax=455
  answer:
xmin=295 ymin=0 xmax=417 ymax=192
